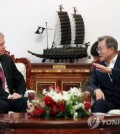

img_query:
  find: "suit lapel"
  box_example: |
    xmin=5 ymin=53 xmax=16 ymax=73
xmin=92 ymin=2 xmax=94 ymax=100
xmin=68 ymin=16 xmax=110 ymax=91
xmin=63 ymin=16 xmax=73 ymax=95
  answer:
xmin=102 ymin=62 xmax=113 ymax=84
xmin=113 ymin=55 xmax=120 ymax=69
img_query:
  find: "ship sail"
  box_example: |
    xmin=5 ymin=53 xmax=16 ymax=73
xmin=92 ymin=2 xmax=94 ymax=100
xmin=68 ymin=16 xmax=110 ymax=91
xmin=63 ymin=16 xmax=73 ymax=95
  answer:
xmin=52 ymin=5 xmax=71 ymax=47
xmin=53 ymin=6 xmax=85 ymax=47
xmin=58 ymin=11 xmax=71 ymax=45
xmin=73 ymin=13 xmax=85 ymax=45
xmin=28 ymin=5 xmax=89 ymax=63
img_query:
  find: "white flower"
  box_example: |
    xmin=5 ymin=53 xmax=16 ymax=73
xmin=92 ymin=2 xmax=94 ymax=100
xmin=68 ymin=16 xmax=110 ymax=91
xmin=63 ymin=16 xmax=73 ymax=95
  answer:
xmin=52 ymin=93 xmax=64 ymax=102
xmin=27 ymin=102 xmax=35 ymax=113
xmin=74 ymin=103 xmax=84 ymax=110
xmin=68 ymin=87 xmax=82 ymax=97
xmin=42 ymin=89 xmax=48 ymax=95
xmin=73 ymin=112 xmax=78 ymax=118
xmin=62 ymin=91 xmax=70 ymax=101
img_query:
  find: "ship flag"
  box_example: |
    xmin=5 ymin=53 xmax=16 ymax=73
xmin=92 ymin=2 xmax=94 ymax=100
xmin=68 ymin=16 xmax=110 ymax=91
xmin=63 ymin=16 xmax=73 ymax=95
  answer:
xmin=35 ymin=27 xmax=45 ymax=34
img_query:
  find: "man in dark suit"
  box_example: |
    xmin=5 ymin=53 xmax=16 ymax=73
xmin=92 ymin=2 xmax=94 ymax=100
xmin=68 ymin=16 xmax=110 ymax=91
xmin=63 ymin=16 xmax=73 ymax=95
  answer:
xmin=89 ymin=35 xmax=120 ymax=113
xmin=0 ymin=32 xmax=28 ymax=113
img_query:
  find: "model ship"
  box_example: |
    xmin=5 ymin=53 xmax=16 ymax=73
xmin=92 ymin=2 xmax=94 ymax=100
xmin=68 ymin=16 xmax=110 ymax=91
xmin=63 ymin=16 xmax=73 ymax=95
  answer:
xmin=28 ymin=5 xmax=90 ymax=63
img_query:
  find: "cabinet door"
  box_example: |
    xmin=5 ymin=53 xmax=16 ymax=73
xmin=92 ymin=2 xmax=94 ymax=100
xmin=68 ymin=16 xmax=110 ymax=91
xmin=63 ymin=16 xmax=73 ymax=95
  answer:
xmin=62 ymin=82 xmax=81 ymax=91
xmin=36 ymin=82 xmax=56 ymax=92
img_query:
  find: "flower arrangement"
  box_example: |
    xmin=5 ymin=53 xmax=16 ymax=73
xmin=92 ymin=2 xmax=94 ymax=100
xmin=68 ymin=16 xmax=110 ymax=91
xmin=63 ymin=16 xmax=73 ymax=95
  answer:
xmin=27 ymin=86 xmax=91 ymax=119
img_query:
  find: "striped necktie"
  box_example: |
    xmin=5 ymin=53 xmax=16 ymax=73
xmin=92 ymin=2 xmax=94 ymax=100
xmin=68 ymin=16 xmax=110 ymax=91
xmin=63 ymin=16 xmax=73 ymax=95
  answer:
xmin=0 ymin=67 xmax=5 ymax=90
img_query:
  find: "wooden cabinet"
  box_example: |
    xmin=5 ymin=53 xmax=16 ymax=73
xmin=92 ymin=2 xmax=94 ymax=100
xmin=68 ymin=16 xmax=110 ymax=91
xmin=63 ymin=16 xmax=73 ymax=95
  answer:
xmin=30 ymin=63 xmax=91 ymax=92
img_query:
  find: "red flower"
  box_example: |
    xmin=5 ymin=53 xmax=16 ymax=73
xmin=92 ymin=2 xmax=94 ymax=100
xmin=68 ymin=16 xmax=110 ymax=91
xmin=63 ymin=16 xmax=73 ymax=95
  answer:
xmin=84 ymin=93 xmax=91 ymax=102
xmin=84 ymin=101 xmax=91 ymax=110
xmin=84 ymin=93 xmax=91 ymax=110
xmin=44 ymin=95 xmax=55 ymax=106
xmin=50 ymin=103 xmax=58 ymax=116
xmin=57 ymin=101 xmax=65 ymax=113
xmin=33 ymin=106 xmax=44 ymax=117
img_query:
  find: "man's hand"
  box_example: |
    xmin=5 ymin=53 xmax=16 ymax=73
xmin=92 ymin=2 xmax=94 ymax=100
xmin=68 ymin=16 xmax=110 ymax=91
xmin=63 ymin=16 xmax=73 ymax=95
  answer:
xmin=93 ymin=63 xmax=112 ymax=73
xmin=94 ymin=89 xmax=105 ymax=100
xmin=8 ymin=93 xmax=22 ymax=99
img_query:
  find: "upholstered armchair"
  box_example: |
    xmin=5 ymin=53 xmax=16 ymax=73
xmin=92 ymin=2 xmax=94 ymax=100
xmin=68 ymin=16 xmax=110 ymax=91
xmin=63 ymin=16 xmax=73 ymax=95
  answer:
xmin=4 ymin=50 xmax=36 ymax=98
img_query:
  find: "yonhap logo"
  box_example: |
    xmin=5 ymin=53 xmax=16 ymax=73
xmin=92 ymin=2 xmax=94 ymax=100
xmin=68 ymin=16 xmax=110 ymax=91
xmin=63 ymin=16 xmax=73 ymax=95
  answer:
xmin=88 ymin=115 xmax=120 ymax=129
xmin=87 ymin=116 xmax=100 ymax=129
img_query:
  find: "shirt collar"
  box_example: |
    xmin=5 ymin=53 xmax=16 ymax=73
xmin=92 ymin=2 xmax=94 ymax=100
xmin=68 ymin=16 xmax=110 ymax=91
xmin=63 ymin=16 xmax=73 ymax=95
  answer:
xmin=105 ymin=54 xmax=118 ymax=68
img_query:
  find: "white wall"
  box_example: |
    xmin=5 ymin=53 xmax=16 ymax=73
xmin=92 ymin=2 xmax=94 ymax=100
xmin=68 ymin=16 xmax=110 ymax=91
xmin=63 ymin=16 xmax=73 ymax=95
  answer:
xmin=0 ymin=0 xmax=120 ymax=63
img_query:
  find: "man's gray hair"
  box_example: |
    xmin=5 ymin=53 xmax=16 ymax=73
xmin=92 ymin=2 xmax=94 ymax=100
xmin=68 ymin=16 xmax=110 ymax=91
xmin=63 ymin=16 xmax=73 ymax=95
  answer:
xmin=98 ymin=35 xmax=118 ymax=52
xmin=0 ymin=32 xmax=4 ymax=38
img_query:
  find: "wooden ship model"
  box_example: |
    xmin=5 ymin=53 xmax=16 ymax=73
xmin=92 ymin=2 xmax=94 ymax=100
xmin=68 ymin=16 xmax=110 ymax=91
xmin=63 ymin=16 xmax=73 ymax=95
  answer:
xmin=28 ymin=6 xmax=90 ymax=63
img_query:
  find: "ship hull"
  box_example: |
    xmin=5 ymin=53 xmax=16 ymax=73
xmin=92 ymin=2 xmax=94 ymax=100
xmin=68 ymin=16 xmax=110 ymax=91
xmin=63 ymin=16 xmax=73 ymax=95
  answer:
xmin=28 ymin=47 xmax=88 ymax=60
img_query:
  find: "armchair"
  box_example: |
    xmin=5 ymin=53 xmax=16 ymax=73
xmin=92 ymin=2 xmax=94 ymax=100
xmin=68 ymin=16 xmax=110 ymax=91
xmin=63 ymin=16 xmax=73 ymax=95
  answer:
xmin=4 ymin=50 xmax=36 ymax=98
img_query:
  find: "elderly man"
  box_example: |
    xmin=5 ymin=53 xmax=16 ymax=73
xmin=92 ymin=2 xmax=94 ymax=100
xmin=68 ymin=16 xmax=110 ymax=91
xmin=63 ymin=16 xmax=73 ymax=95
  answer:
xmin=89 ymin=35 xmax=120 ymax=113
xmin=0 ymin=32 xmax=28 ymax=113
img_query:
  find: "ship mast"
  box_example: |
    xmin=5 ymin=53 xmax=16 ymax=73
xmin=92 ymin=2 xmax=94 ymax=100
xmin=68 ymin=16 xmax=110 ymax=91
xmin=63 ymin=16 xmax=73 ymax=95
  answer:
xmin=73 ymin=7 xmax=77 ymax=15
xmin=59 ymin=4 xmax=64 ymax=12
xmin=45 ymin=22 xmax=49 ymax=49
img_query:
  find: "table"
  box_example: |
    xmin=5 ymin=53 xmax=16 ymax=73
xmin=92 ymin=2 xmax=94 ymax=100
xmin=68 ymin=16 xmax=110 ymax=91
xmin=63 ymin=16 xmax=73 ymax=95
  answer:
xmin=0 ymin=113 xmax=120 ymax=134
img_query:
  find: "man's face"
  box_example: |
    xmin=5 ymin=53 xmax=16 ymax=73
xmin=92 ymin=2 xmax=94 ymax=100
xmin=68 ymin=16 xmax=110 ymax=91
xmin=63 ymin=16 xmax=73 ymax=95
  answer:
xmin=97 ymin=40 xmax=114 ymax=63
xmin=0 ymin=36 xmax=5 ymax=56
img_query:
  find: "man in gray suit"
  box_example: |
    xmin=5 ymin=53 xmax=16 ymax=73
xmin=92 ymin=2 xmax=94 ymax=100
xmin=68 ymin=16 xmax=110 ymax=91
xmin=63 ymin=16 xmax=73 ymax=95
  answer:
xmin=89 ymin=35 xmax=120 ymax=113
xmin=0 ymin=32 xmax=28 ymax=113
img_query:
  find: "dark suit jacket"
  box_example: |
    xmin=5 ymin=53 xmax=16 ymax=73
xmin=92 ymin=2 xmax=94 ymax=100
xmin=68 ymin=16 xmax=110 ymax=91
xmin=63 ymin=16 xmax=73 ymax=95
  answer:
xmin=0 ymin=54 xmax=26 ymax=100
xmin=89 ymin=55 xmax=120 ymax=106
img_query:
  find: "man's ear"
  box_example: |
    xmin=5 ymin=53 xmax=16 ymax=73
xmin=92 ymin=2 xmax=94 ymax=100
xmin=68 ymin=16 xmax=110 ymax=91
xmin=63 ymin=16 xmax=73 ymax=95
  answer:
xmin=110 ymin=47 xmax=115 ymax=54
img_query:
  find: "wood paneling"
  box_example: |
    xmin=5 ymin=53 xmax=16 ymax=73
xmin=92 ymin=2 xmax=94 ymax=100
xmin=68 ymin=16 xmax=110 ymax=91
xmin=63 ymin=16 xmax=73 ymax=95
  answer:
xmin=30 ymin=63 xmax=91 ymax=91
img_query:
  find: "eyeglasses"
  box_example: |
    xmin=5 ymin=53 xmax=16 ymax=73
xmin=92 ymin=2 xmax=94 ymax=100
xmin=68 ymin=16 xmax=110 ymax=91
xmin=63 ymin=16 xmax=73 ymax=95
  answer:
xmin=96 ymin=47 xmax=105 ymax=53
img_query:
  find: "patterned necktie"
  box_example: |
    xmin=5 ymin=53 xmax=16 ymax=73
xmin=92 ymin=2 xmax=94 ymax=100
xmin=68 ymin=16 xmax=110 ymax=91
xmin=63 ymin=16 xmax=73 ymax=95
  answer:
xmin=0 ymin=67 xmax=5 ymax=90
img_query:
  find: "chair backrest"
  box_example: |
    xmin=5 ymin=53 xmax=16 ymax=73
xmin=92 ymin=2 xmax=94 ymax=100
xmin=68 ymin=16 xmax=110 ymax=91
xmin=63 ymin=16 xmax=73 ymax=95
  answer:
xmin=4 ymin=50 xmax=32 ymax=89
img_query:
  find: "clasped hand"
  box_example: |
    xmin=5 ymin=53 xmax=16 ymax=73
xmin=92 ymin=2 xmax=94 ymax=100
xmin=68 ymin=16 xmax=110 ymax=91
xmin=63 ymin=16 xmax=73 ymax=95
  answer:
xmin=8 ymin=93 xmax=22 ymax=99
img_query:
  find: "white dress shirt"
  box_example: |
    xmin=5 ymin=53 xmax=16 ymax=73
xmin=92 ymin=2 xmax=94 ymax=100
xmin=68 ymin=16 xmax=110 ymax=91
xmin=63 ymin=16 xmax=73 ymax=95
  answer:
xmin=105 ymin=54 xmax=118 ymax=81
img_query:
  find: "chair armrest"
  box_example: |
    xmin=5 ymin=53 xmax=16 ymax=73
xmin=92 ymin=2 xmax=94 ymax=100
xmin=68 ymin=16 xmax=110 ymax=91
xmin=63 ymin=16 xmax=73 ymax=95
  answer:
xmin=4 ymin=50 xmax=32 ymax=89
xmin=24 ymin=90 xmax=36 ymax=101
xmin=15 ymin=63 xmax=26 ymax=81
